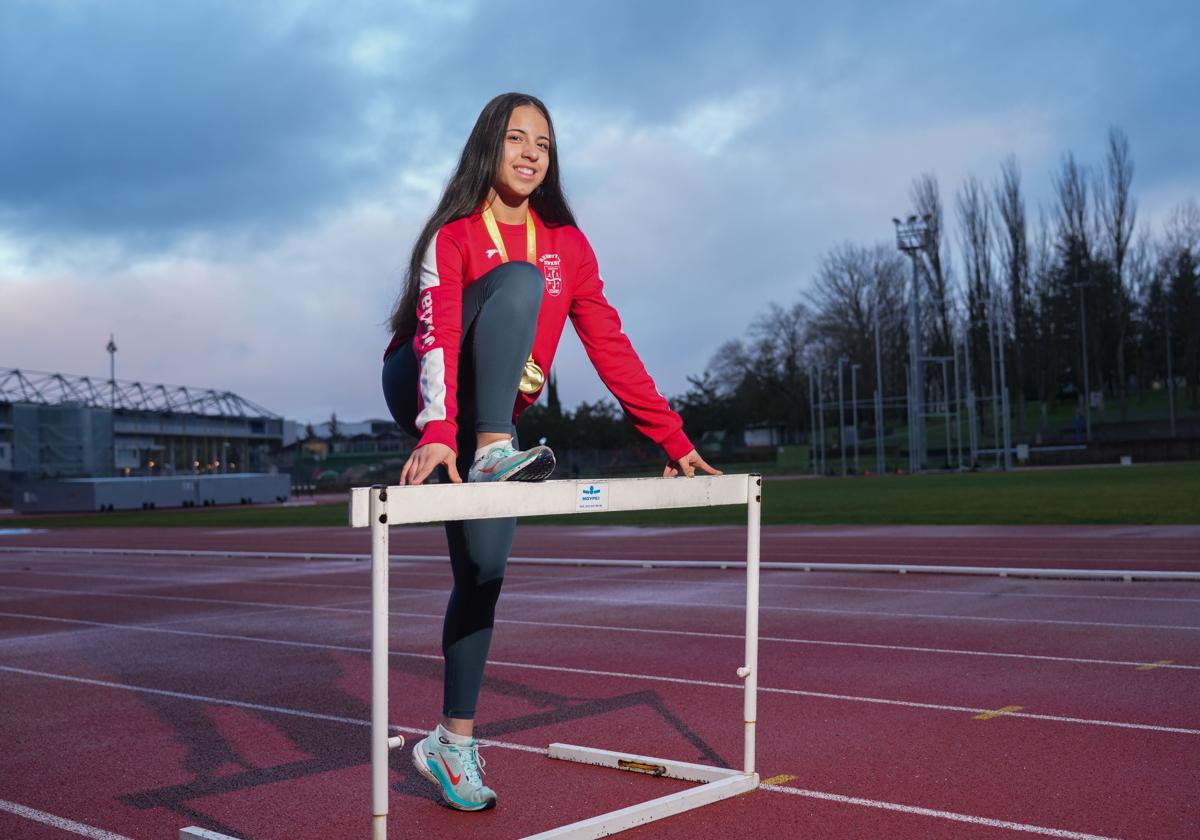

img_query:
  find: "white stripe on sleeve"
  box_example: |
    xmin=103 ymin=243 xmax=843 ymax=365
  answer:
xmin=415 ymin=347 xmax=447 ymax=430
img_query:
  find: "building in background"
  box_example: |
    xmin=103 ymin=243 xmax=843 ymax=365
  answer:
xmin=0 ymin=367 xmax=284 ymax=503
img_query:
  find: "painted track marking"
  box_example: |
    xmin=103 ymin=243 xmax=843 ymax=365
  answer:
xmin=1136 ymin=659 xmax=1173 ymax=671
xmin=974 ymin=705 xmax=1025 ymax=720
xmin=2 ymin=619 xmax=1195 ymax=736
xmin=762 ymin=773 xmax=797 ymax=785
xmin=0 ymin=797 xmax=134 ymax=840
xmin=0 ymin=667 xmax=1130 ymax=840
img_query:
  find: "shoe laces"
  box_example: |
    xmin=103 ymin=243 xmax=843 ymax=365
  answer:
xmin=478 ymin=444 xmax=516 ymax=468
xmin=448 ymin=742 xmax=487 ymax=785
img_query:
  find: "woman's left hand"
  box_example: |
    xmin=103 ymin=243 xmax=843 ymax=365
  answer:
xmin=663 ymin=449 xmax=722 ymax=478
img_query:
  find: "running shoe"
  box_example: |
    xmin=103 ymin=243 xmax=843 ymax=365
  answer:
xmin=467 ymin=442 xmax=555 ymax=482
xmin=411 ymin=731 xmax=497 ymax=811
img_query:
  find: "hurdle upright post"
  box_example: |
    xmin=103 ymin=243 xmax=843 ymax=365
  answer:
xmin=369 ymin=485 xmax=393 ymax=840
xmin=742 ymin=473 xmax=761 ymax=775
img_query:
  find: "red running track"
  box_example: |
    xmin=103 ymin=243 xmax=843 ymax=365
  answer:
xmin=0 ymin=524 xmax=1198 ymax=839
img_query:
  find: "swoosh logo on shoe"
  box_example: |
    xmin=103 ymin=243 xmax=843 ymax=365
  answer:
xmin=439 ymin=754 xmax=462 ymax=785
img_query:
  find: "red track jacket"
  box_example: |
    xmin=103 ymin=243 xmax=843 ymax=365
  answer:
xmin=385 ymin=208 xmax=692 ymax=460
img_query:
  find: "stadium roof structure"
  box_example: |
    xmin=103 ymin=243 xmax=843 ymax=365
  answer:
xmin=0 ymin=367 xmax=280 ymax=419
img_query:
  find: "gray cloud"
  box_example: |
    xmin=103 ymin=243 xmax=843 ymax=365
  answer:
xmin=2 ymin=0 xmax=1198 ymax=422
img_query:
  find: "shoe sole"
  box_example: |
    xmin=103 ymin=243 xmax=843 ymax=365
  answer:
xmin=473 ymin=448 xmax=556 ymax=483
xmin=505 ymin=449 xmax=556 ymax=482
xmin=410 ymin=743 xmax=495 ymax=812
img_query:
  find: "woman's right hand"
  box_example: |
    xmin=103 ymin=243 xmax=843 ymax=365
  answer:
xmin=400 ymin=443 xmax=462 ymax=486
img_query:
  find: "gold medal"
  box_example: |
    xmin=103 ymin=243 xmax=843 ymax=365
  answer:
xmin=481 ymin=203 xmax=545 ymax=394
xmin=519 ymin=354 xmax=545 ymax=394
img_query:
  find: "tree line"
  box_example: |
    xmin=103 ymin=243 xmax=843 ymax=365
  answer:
xmin=522 ymin=128 xmax=1198 ymax=453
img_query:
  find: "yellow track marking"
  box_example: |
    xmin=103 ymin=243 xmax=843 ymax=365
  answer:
xmin=973 ymin=705 xmax=1024 ymax=720
xmin=762 ymin=774 xmax=797 ymax=785
xmin=1136 ymin=659 xmax=1174 ymax=671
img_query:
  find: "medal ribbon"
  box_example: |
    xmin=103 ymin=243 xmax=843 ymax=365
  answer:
xmin=480 ymin=203 xmax=544 ymax=394
xmin=481 ymin=205 xmax=537 ymax=264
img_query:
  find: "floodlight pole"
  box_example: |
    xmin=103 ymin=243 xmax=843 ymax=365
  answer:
xmin=851 ymin=363 xmax=861 ymax=475
xmin=808 ymin=368 xmax=818 ymax=475
xmin=1074 ymin=281 xmax=1092 ymax=442
xmin=106 ymin=334 xmax=117 ymax=409
xmin=952 ymin=343 xmax=964 ymax=469
xmin=817 ymin=368 xmax=826 ymax=475
xmin=873 ymin=279 xmax=885 ymax=475
xmin=837 ymin=357 xmax=847 ymax=477
xmin=1165 ymin=300 xmax=1176 ymax=439
xmin=941 ymin=359 xmax=951 ymax=468
xmin=893 ymin=216 xmax=931 ymax=473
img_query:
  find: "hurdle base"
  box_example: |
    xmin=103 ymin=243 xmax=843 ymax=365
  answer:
xmin=520 ymin=744 xmax=758 ymax=839
xmin=179 ymin=828 xmax=243 ymax=840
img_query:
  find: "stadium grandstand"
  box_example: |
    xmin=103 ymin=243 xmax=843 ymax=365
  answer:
xmin=0 ymin=367 xmax=284 ymax=504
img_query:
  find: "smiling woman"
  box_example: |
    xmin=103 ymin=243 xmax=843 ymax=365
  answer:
xmin=378 ymin=92 xmax=719 ymax=812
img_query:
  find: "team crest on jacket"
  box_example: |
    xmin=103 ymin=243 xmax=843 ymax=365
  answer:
xmin=539 ymin=253 xmax=562 ymax=296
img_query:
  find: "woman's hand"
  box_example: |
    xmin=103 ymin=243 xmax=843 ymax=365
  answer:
xmin=400 ymin=443 xmax=462 ymax=486
xmin=663 ymin=449 xmax=722 ymax=478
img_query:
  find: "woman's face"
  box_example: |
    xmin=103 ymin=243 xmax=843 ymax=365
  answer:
xmin=493 ymin=104 xmax=551 ymax=204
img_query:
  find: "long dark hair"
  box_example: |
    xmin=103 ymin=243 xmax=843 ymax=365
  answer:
xmin=388 ymin=92 xmax=577 ymax=338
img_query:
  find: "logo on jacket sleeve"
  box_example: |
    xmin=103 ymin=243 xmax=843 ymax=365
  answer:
xmin=539 ymin=253 xmax=562 ymax=296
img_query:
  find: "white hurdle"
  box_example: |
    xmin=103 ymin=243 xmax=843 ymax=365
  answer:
xmin=348 ymin=473 xmax=763 ymax=840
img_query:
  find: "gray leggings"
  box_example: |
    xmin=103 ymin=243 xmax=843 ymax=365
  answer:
xmin=382 ymin=261 xmax=543 ymax=718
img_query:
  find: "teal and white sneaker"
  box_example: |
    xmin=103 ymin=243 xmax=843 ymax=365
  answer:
xmin=411 ymin=731 xmax=497 ymax=811
xmin=467 ymin=442 xmax=555 ymax=482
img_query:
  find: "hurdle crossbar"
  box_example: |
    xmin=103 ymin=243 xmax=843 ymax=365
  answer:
xmin=349 ymin=474 xmax=762 ymax=840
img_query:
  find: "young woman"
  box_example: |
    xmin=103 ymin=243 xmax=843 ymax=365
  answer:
xmin=382 ymin=92 xmax=719 ymax=811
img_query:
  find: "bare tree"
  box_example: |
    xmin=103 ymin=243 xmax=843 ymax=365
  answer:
xmin=1097 ymin=127 xmax=1137 ymax=419
xmin=993 ymin=156 xmax=1029 ymax=432
xmin=1053 ymin=153 xmax=1095 ymax=419
xmin=910 ymin=173 xmax=954 ymax=356
xmin=1126 ymin=226 xmax=1154 ymax=396
xmin=705 ymin=301 xmax=812 ymax=442
xmin=1028 ymin=207 xmax=1061 ymax=427
xmin=806 ymin=242 xmax=906 ymax=387
xmin=1161 ymin=200 xmax=1200 ymax=407
xmin=957 ymin=174 xmax=997 ymax=433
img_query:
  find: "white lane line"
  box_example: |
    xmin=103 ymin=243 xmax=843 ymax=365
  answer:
xmin=0 ymin=797 xmax=134 ymax=840
xmin=0 ymin=667 xmax=1147 ymax=840
xmin=3 ymin=583 xmax=1197 ymax=632
xmin=7 ymin=560 xmax=1200 ymax=604
xmin=3 ymin=545 xmax=1196 ymax=582
xmin=6 ymin=608 xmax=1195 ymax=672
xmin=757 ymin=785 xmax=1121 ymax=840
xmin=1 ymin=616 xmax=1194 ymax=736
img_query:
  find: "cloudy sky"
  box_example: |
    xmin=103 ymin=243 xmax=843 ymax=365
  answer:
xmin=2 ymin=0 xmax=1197 ymax=425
